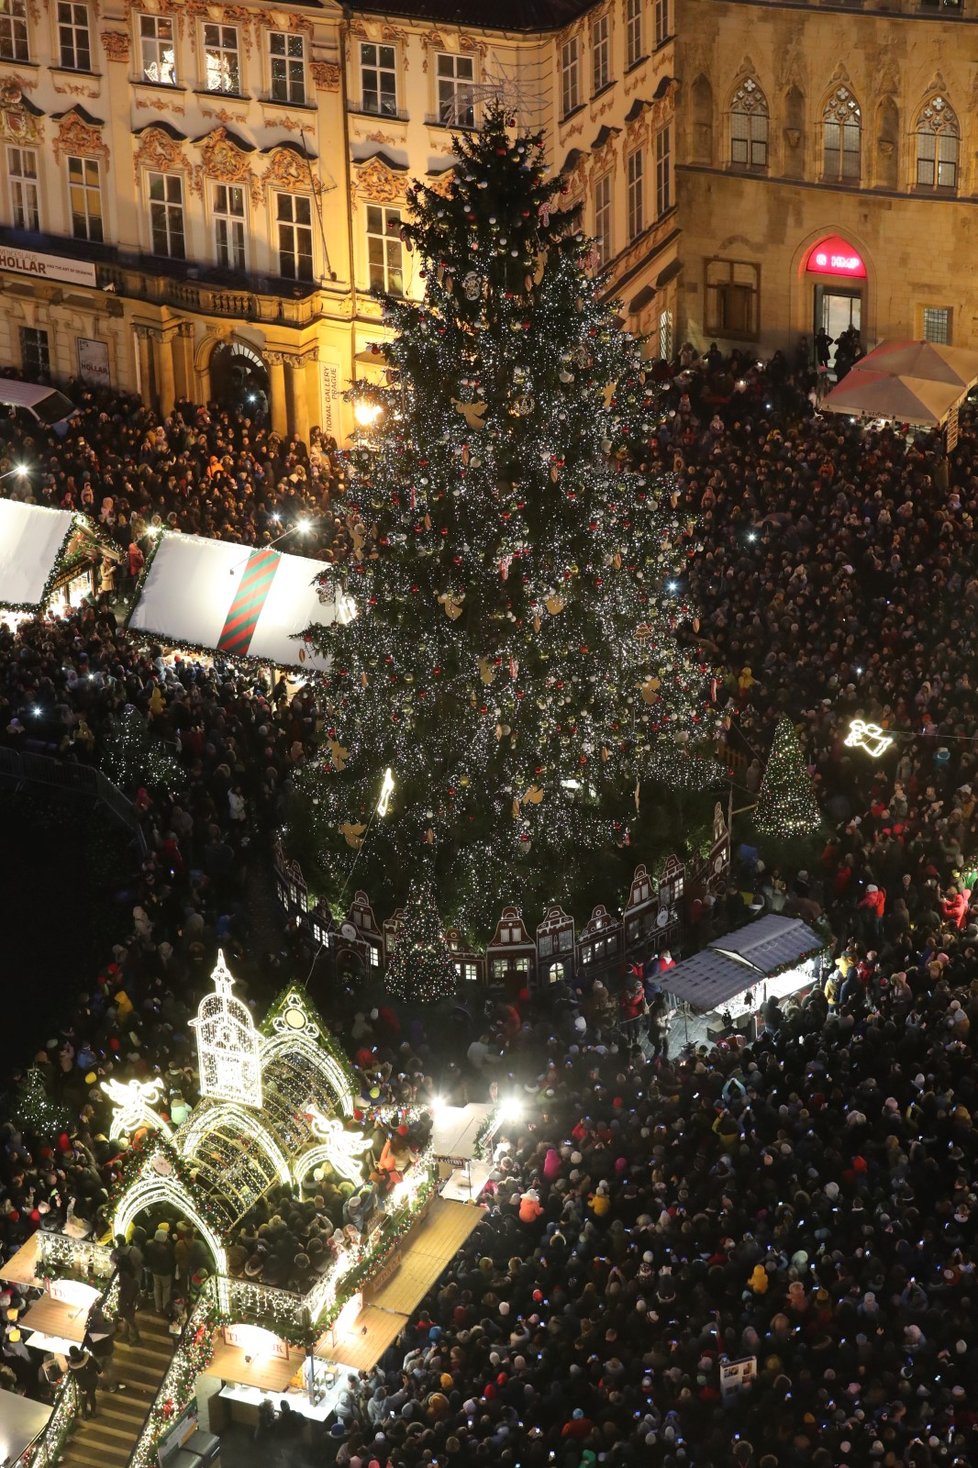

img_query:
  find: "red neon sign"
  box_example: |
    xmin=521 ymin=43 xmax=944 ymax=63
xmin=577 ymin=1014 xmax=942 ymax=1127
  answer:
xmin=805 ymin=234 xmax=866 ymax=278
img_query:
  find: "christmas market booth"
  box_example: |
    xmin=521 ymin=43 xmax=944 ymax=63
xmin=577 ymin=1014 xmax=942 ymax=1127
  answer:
xmin=125 ymin=530 xmax=352 ymax=672
xmin=16 ymin=956 xmax=492 ymax=1468
xmin=662 ymin=914 xmax=828 ymax=1047
xmin=0 ymin=500 xmax=110 ymax=618
xmin=823 ymin=339 xmax=978 ymax=440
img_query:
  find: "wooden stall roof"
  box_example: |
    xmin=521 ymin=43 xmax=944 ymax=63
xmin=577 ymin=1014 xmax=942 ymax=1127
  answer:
xmin=21 ymin=1294 xmax=91 ymax=1344
xmin=364 ymin=1198 xmax=484 ymax=1316
xmin=207 ymin=1339 xmax=305 ymax=1393
xmin=316 ymin=1305 xmax=408 ymax=1373
xmin=0 ymin=1234 xmax=39 ymax=1287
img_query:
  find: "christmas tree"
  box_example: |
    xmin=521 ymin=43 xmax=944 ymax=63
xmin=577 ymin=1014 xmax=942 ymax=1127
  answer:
xmin=13 ymin=1068 xmax=72 ymax=1139
xmin=754 ymin=718 xmax=821 ymax=837
xmin=385 ymin=879 xmax=457 ymax=1005
xmin=293 ymin=106 xmax=716 ymax=938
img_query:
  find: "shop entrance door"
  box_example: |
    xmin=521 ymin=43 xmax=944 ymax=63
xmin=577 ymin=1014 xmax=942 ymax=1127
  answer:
xmin=814 ymin=285 xmax=862 ymax=369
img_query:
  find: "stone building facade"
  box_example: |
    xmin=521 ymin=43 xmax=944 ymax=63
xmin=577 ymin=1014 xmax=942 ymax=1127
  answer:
xmin=677 ymin=0 xmax=974 ymax=359
xmin=0 ymin=0 xmax=678 ymax=438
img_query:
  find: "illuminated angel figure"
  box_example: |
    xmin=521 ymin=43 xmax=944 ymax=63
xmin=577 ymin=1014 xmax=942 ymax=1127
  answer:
xmin=304 ymin=1107 xmax=370 ymax=1185
xmin=101 ymin=1076 xmax=172 ymax=1140
xmin=844 ymin=719 xmax=894 ymax=759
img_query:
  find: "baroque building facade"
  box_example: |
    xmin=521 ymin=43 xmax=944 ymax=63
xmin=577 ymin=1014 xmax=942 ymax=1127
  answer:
xmin=0 ymin=0 xmax=678 ymax=438
xmin=677 ymin=0 xmax=975 ymax=360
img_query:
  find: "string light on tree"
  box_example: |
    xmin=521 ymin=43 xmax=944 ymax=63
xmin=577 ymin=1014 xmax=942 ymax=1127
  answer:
xmin=385 ymin=879 xmax=458 ymax=1005
xmin=754 ymin=717 xmax=821 ymax=838
xmin=291 ymin=104 xmax=717 ymax=939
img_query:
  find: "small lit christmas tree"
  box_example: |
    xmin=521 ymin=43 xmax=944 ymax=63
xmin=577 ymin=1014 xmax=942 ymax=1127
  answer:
xmin=754 ymin=718 xmax=820 ymax=837
xmin=100 ymin=706 xmax=182 ymax=796
xmin=14 ymin=1068 xmax=72 ymax=1139
xmin=385 ymin=880 xmax=457 ymax=1006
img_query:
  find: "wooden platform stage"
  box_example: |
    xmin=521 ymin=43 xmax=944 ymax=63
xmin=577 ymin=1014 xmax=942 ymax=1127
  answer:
xmin=364 ymin=1197 xmax=484 ymax=1316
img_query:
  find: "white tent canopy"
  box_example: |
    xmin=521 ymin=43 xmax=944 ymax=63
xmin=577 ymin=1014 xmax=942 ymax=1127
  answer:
xmin=823 ymin=339 xmax=978 ymax=428
xmin=665 ymin=915 xmax=826 ymax=1016
xmin=0 ymin=499 xmax=78 ymax=607
xmin=126 ymin=531 xmax=347 ymax=670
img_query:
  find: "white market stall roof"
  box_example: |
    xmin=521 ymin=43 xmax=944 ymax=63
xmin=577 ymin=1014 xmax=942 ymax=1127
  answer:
xmin=126 ymin=531 xmax=344 ymax=670
xmin=823 ymin=339 xmax=978 ymax=428
xmin=0 ymin=499 xmax=78 ymax=607
xmin=665 ymin=915 xmax=825 ymax=1014
xmin=430 ymin=1103 xmax=493 ymax=1161
xmin=0 ymin=1387 xmax=52 ymax=1464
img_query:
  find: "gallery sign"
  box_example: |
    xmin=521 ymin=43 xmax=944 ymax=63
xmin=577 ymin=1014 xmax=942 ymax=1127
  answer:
xmin=77 ymin=337 xmax=110 ymax=387
xmin=0 ymin=245 xmax=96 ymax=287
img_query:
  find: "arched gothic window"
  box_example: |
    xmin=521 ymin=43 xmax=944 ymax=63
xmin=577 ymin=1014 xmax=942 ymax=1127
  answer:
xmin=730 ymin=77 xmax=769 ymax=168
xmin=822 ymin=85 xmax=861 ymax=182
xmin=916 ymin=96 xmax=959 ymax=190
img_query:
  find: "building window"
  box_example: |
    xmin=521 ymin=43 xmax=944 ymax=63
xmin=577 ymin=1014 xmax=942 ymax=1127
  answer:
xmin=658 ymin=307 xmax=673 ymax=360
xmin=593 ymin=170 xmax=612 ymax=265
xmin=369 ymin=945 xmax=380 ymax=968
xmin=916 ymin=95 xmax=959 ymax=190
xmin=922 ymin=306 xmax=951 ymax=344
xmin=20 ymin=326 xmax=49 ymax=378
xmin=706 ymin=258 xmax=760 ymax=339
xmin=276 ymin=192 xmax=313 ymax=281
xmin=822 ymin=85 xmax=861 ymax=182
xmin=654 ymin=0 xmax=670 ymax=45
xmin=0 ymin=0 xmax=28 ymax=62
xmin=625 ymin=0 xmax=643 ymax=68
xmin=67 ymin=155 xmax=102 ymax=241
xmin=140 ymin=14 xmax=176 ymax=85
xmin=269 ymin=31 xmax=304 ymax=105
xmin=148 ymin=171 xmax=184 ymax=258
xmin=8 ymin=146 xmax=38 ymax=230
xmin=360 ymin=41 xmax=397 ymax=116
xmin=57 ymin=1 xmax=90 ymax=71
xmin=656 ymin=125 xmax=671 ymax=214
xmin=213 ymin=182 xmax=245 ymax=270
xmin=203 ymin=23 xmax=239 ymax=94
xmin=560 ymin=37 xmax=580 ymax=118
xmin=366 ymin=203 xmax=403 ymax=294
xmin=592 ymin=14 xmax=610 ymax=94
xmin=626 ymin=147 xmax=644 ymax=239
xmin=436 ymin=52 xmax=475 ymax=126
xmin=730 ymin=77 xmax=768 ymax=168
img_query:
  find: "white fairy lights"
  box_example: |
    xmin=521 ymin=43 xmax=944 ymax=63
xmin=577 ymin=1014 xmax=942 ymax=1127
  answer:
xmin=844 ymin=718 xmax=895 ymax=758
xmin=190 ymin=950 xmax=263 ymax=1109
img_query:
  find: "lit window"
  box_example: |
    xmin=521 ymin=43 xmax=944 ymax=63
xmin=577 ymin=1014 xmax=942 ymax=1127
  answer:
xmin=436 ymin=52 xmax=474 ymax=126
xmin=730 ymin=77 xmax=768 ymax=168
xmin=140 ymin=14 xmax=175 ymax=85
xmin=204 ymin=23 xmax=239 ymax=94
xmin=560 ymin=37 xmax=580 ymax=117
xmin=625 ymin=0 xmax=643 ymax=68
xmin=67 ymin=155 xmax=102 ymax=241
xmin=8 ymin=145 xmax=38 ymax=230
xmin=366 ymin=204 xmax=403 ymax=294
xmin=361 ymin=42 xmax=397 ymax=116
xmin=626 ymin=147 xmax=644 ymax=239
xmin=213 ymin=182 xmax=246 ymax=270
xmin=922 ymin=306 xmax=951 ymax=344
xmin=822 ymin=85 xmax=861 ymax=182
xmin=0 ymin=0 xmax=28 ymax=62
xmin=656 ymin=125 xmax=671 ymax=215
xmin=269 ymin=31 xmax=305 ymax=105
xmin=593 ymin=170 xmax=612 ymax=265
xmin=276 ymin=191 xmax=313 ymax=281
xmin=916 ymin=96 xmax=959 ymax=190
xmin=658 ymin=307 xmax=673 ymax=360
xmin=369 ymin=946 xmax=380 ymax=968
xmin=592 ymin=14 xmax=610 ymax=94
xmin=58 ymin=1 xmax=90 ymax=70
xmin=148 ymin=171 xmax=184 ymax=258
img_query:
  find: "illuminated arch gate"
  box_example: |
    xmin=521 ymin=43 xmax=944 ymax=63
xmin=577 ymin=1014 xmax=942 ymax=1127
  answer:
xmin=112 ymin=1142 xmax=230 ymax=1278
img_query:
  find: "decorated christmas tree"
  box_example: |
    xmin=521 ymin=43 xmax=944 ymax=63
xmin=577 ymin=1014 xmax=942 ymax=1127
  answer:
xmin=13 ymin=1068 xmax=72 ymax=1139
xmin=293 ymin=106 xmax=716 ymax=937
xmin=385 ymin=879 xmax=457 ymax=1005
xmin=754 ymin=718 xmax=821 ymax=837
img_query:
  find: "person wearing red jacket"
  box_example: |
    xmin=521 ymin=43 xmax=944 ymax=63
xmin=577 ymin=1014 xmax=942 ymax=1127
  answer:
xmin=941 ymin=885 xmax=971 ymax=930
xmin=858 ymin=882 xmax=886 ymax=938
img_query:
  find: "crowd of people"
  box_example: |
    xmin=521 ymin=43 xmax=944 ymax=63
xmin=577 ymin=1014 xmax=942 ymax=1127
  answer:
xmin=2 ymin=362 xmax=978 ymax=1466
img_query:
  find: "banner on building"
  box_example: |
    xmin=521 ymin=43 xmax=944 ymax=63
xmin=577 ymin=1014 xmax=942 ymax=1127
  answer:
xmin=0 ymin=245 xmax=96 ymax=288
xmin=77 ymin=337 xmax=110 ymax=387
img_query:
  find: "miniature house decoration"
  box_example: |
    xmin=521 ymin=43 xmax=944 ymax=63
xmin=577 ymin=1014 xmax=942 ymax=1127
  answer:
xmin=190 ymin=949 xmax=263 ymax=1109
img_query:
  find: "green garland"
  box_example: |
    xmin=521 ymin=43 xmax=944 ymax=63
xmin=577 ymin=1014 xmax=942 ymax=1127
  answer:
xmin=104 ymin=1134 xmax=233 ymax=1244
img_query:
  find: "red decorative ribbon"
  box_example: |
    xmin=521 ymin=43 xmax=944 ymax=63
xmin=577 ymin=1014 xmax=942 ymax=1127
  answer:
xmin=218 ymin=547 xmax=279 ymax=656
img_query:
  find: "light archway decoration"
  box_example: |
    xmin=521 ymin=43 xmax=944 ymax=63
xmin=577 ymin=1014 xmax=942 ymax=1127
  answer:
xmin=178 ymin=1101 xmax=291 ymax=1186
xmin=260 ymin=988 xmax=356 ymax=1116
xmin=111 ymin=1150 xmax=228 ymax=1278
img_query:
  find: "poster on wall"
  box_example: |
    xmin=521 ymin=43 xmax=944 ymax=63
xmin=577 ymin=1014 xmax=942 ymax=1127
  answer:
xmin=77 ymin=337 xmax=110 ymax=388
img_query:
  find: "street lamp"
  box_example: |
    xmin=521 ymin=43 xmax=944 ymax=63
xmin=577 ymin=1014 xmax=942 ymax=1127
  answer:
xmin=0 ymin=463 xmax=30 ymax=483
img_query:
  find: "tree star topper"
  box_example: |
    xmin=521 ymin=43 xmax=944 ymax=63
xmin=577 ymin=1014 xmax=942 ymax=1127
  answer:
xmin=844 ymin=719 xmax=894 ymax=759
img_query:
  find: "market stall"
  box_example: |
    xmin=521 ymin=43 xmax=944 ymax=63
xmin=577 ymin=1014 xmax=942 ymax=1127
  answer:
xmin=126 ymin=531 xmax=351 ymax=670
xmin=0 ymin=1386 xmax=52 ymax=1465
xmin=664 ymin=914 xmax=827 ymax=1046
xmin=0 ymin=500 xmax=107 ymax=612
xmin=823 ymin=339 xmax=978 ymax=435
